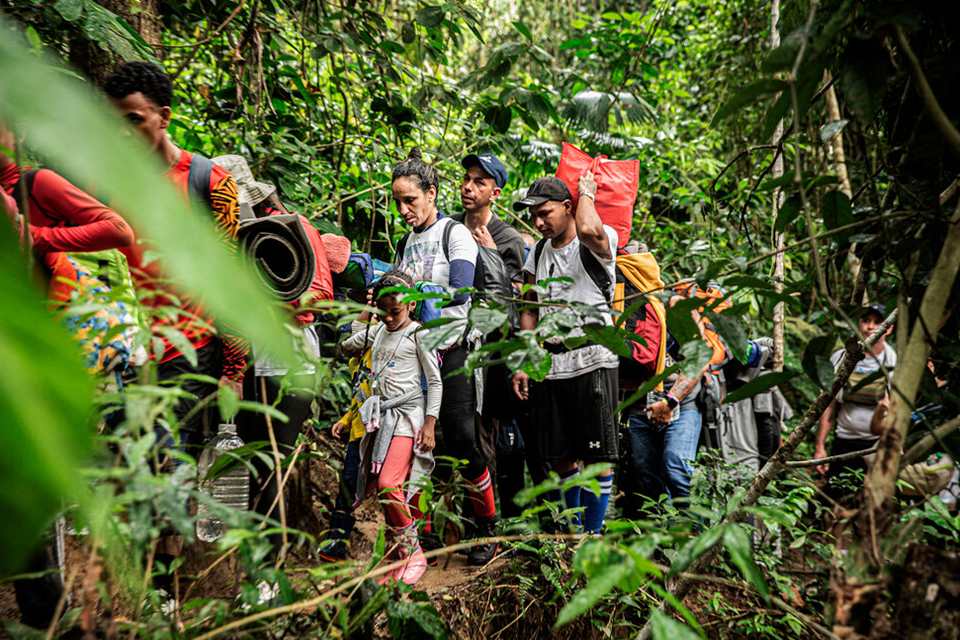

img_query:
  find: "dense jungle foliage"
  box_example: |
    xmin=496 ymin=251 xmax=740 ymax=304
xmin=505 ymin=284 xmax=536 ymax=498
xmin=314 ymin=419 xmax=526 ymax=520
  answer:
xmin=2 ymin=0 xmax=960 ymax=638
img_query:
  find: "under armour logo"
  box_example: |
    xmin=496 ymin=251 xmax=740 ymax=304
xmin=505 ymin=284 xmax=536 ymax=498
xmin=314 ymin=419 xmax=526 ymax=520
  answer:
xmin=589 ymin=441 xmax=600 ymax=449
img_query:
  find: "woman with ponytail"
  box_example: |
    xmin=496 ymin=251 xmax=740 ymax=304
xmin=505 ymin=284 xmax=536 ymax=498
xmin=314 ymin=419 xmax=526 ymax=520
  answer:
xmin=391 ymin=148 xmax=499 ymax=566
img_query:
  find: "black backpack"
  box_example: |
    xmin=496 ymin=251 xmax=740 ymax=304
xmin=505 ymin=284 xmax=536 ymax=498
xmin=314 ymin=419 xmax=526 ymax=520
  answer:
xmin=396 ymin=218 xmax=518 ymax=334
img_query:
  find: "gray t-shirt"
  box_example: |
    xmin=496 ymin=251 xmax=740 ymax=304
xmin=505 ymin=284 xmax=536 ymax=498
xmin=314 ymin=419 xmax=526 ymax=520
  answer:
xmin=522 ymin=225 xmax=619 ymax=380
xmin=831 ymin=342 xmax=897 ymax=440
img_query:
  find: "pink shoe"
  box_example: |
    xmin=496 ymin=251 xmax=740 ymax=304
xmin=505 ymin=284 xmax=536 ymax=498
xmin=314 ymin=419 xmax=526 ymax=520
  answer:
xmin=401 ymin=542 xmax=427 ymax=585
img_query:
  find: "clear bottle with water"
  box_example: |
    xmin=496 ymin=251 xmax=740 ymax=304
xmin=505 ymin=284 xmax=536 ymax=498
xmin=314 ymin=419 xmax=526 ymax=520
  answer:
xmin=196 ymin=422 xmax=249 ymax=542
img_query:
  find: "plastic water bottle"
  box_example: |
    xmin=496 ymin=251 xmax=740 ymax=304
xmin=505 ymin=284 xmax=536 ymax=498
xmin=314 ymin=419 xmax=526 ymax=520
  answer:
xmin=196 ymin=422 xmax=249 ymax=542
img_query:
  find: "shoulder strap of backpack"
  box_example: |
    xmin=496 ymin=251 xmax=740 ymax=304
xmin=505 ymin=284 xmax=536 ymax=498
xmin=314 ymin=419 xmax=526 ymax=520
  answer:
xmin=11 ymin=168 xmax=40 ymax=216
xmin=187 ymin=153 xmax=214 ymax=210
xmin=441 ymin=217 xmax=454 ymax=262
xmin=579 ymin=243 xmax=613 ymax=305
xmin=533 ymin=237 xmax=548 ymax=275
xmin=395 ymin=231 xmax=411 ymax=264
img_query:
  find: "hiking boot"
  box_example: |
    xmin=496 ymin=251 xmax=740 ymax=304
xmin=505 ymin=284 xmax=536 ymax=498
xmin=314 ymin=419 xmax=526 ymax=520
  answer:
xmin=466 ymin=517 xmax=499 ymax=567
xmin=317 ymin=511 xmax=355 ymax=562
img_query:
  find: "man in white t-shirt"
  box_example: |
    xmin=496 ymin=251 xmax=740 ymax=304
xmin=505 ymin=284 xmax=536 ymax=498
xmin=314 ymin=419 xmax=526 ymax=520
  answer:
xmin=511 ymin=175 xmax=619 ymax=533
xmin=815 ymin=304 xmax=896 ymax=500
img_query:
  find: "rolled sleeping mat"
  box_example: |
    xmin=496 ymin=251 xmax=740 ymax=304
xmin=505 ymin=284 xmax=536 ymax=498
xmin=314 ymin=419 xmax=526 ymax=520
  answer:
xmin=237 ymin=214 xmax=316 ymax=302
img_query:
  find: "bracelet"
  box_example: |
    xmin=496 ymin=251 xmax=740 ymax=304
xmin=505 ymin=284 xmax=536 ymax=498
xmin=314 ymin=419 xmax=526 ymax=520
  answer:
xmin=665 ymin=394 xmax=679 ymax=409
xmin=579 ymin=191 xmax=596 ymax=201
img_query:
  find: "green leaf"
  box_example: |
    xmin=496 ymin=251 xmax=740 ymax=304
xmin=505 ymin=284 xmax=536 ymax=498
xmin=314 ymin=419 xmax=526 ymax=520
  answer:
xmin=156 ymin=326 xmax=198 ymax=368
xmin=218 ymin=384 xmax=239 ymax=421
xmin=651 ymin=609 xmax=703 ymax=640
xmin=711 ymin=80 xmax=787 ymax=126
xmin=760 ymin=33 xmax=803 ymax=73
xmin=706 ymin=313 xmax=749 ymax=363
xmin=774 ymin=194 xmax=801 ymax=232
xmin=0 ymin=221 xmax=95 ymax=577
xmin=723 ymin=524 xmax=770 ymax=600
xmin=722 ymin=371 xmax=796 ymax=405
xmin=555 ymin=561 xmax=629 ymax=627
xmin=820 ymin=118 xmax=849 ymax=142
xmin=468 ymin=306 xmax=508 ymax=335
xmin=670 ymin=524 xmax=725 ymax=577
xmin=665 ymin=297 xmax=703 ymax=343
xmin=679 ymin=339 xmax=713 ymax=377
xmin=839 ymin=38 xmax=890 ymax=122
xmin=822 ymin=190 xmax=854 ymax=240
xmin=415 ymin=5 xmax=445 ymax=28
xmin=400 ymin=22 xmax=416 ymax=44
xmin=513 ymin=21 xmax=532 ymax=40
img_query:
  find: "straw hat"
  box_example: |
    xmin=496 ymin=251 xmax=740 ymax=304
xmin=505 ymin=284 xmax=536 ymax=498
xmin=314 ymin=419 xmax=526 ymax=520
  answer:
xmin=212 ymin=154 xmax=277 ymax=206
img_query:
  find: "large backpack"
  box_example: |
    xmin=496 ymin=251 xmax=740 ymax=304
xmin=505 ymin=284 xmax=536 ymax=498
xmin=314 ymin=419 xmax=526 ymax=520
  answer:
xmin=396 ymin=218 xmax=517 ymax=334
xmin=12 ymin=168 xmax=143 ymax=331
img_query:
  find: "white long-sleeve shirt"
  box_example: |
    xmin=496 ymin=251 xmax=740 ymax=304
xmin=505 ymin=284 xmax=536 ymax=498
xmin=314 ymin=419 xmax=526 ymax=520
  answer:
xmin=341 ymin=320 xmax=442 ymax=437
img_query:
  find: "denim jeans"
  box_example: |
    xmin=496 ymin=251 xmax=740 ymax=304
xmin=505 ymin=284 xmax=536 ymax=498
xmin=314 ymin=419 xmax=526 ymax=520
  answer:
xmin=628 ymin=407 xmax=702 ymax=504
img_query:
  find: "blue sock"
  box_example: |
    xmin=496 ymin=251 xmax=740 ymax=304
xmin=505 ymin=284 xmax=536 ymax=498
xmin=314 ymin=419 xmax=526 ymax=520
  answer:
xmin=581 ymin=473 xmax=613 ymax=533
xmin=559 ymin=468 xmax=581 ymax=531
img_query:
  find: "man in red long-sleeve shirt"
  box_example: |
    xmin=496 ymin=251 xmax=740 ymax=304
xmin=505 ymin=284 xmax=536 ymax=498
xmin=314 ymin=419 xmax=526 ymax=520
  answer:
xmin=0 ymin=124 xmax=135 ymax=256
xmin=103 ymin=61 xmax=248 ymax=443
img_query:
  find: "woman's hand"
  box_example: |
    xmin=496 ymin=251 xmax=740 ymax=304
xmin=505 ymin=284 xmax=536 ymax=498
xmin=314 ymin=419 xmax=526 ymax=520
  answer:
xmin=331 ymin=421 xmax=347 ymax=439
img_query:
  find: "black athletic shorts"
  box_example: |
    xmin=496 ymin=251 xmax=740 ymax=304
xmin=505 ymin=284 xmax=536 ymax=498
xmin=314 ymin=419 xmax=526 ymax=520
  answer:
xmin=533 ymin=366 xmax=619 ymax=464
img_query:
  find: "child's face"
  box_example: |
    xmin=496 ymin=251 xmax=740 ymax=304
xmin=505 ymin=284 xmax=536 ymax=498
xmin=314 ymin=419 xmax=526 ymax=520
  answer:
xmin=378 ymin=293 xmax=415 ymax=331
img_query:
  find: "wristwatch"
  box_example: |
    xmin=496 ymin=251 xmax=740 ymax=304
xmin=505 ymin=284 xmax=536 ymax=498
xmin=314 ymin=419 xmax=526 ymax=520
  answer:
xmin=665 ymin=394 xmax=679 ymax=409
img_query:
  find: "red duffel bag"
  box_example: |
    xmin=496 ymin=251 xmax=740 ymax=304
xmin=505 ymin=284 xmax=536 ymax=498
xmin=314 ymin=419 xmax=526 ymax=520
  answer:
xmin=555 ymin=142 xmax=639 ymax=249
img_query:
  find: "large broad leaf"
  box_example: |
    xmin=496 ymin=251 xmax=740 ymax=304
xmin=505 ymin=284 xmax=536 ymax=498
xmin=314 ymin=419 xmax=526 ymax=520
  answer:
xmin=711 ymin=80 xmax=787 ymax=127
xmin=839 ymin=38 xmax=890 ymax=122
xmin=706 ymin=313 xmax=750 ymax=363
xmin=0 ymin=21 xmax=294 ymax=574
xmin=723 ymin=524 xmax=770 ymax=600
xmin=0 ymin=222 xmax=96 ymax=576
xmin=679 ymin=339 xmax=714 ymax=377
xmin=723 ymin=371 xmax=796 ymax=405
xmin=650 ymin=609 xmax=704 ymax=640
xmin=555 ymin=559 xmax=630 ymax=628
xmin=774 ymin=194 xmax=801 ymax=232
xmin=822 ymin=190 xmax=854 ymax=241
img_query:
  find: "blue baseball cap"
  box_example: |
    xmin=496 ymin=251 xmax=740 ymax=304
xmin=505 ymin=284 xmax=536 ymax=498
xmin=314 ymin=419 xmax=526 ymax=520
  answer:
xmin=461 ymin=153 xmax=508 ymax=189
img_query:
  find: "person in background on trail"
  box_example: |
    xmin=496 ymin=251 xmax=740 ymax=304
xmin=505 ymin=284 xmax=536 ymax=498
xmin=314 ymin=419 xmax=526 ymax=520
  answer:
xmin=1 ymin=125 xmax=135 ymax=632
xmin=104 ymin=61 xmax=248 ymax=598
xmin=104 ymin=61 xmax=248 ymax=443
xmin=451 ymin=153 xmax=525 ymax=284
xmin=511 ymin=174 xmax=619 ymax=534
xmin=450 ymin=152 xmax=525 ymax=512
xmin=211 ymin=155 xmax=332 ymax=566
xmin=625 ymin=293 xmax=706 ymax=510
xmin=815 ymin=304 xmax=896 ymax=501
xmin=391 ymin=147 xmax=500 ymax=566
xmin=338 ymin=271 xmax=439 ymax=585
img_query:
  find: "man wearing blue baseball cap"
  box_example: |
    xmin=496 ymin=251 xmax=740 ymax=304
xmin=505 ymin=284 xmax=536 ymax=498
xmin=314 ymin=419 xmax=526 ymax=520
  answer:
xmin=451 ymin=153 xmax=525 ymax=284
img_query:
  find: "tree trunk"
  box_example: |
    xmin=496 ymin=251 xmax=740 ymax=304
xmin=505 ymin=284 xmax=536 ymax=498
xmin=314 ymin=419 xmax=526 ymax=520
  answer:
xmin=770 ymin=0 xmax=785 ymax=373
xmin=68 ymin=0 xmax=162 ymax=87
